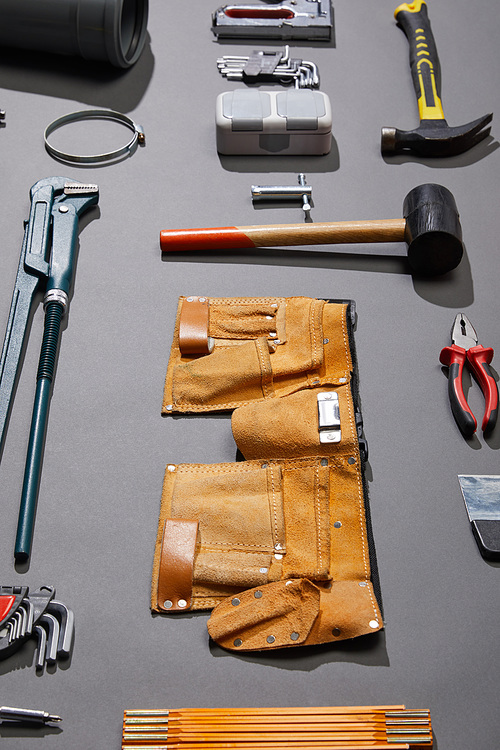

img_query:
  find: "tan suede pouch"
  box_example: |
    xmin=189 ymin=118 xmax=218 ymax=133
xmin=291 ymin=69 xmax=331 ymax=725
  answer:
xmin=152 ymin=297 xmax=382 ymax=651
xmin=162 ymin=296 xmax=350 ymax=414
xmin=151 ymin=454 xmax=382 ymax=650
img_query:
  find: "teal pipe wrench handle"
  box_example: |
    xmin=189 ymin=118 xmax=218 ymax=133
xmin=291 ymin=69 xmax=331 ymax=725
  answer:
xmin=0 ymin=178 xmax=99 ymax=562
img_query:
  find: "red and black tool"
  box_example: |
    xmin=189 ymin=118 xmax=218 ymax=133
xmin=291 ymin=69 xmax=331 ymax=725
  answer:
xmin=0 ymin=585 xmax=74 ymax=669
xmin=440 ymin=313 xmax=498 ymax=438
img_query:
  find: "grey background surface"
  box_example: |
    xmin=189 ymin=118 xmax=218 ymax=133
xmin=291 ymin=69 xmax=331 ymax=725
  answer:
xmin=0 ymin=1 xmax=499 ymax=748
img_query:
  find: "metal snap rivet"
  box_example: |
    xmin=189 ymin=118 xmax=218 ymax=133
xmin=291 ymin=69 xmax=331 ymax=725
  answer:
xmin=166 ymin=404 xmax=173 ymax=411
xmin=177 ymin=599 xmax=187 ymax=609
xmin=347 ymin=457 xmax=356 ymax=464
xmin=231 ymin=598 xmax=240 ymax=606
xmin=186 ymin=296 xmax=194 ymax=302
xmin=234 ymin=638 xmax=243 ymax=647
xmin=59 ymin=205 xmax=69 ymax=213
xmin=266 ymin=635 xmax=275 ymax=644
xmin=274 ymin=554 xmax=283 ymax=560
xmin=275 ymin=543 xmax=283 ymax=551
xmin=369 ymin=620 xmax=379 ymax=629
xmin=334 ymin=521 xmax=342 ymax=528
xmin=323 ymin=338 xmax=329 ymax=344
xmin=261 ymin=462 xmax=268 ymax=469
xmin=359 ymin=581 xmax=367 ymax=587
xmin=332 ymin=627 xmax=341 ymax=637
xmin=199 ymin=297 xmax=206 ymax=302
xmin=339 ymin=377 xmax=347 ymax=383
xmin=320 ymin=458 xmax=328 ymax=466
xmin=254 ymin=591 xmax=263 ymax=599
xmin=259 ymin=567 xmax=268 ymax=574
xmin=163 ymin=600 xmax=173 ymax=609
xmin=290 ymin=632 xmax=300 ymax=641
xmin=167 ymin=464 xmax=176 ymax=472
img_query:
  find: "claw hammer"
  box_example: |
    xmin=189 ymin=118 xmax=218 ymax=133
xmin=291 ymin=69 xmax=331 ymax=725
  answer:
xmin=381 ymin=1 xmax=493 ymax=157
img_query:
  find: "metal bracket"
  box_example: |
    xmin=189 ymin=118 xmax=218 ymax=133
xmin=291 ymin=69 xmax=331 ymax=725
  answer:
xmin=317 ymin=391 xmax=341 ymax=443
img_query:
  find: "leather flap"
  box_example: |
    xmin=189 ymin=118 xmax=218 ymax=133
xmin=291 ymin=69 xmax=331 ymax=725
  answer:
xmin=179 ymin=296 xmax=213 ymax=356
xmin=156 ymin=518 xmax=199 ymax=612
xmin=207 ymin=578 xmax=320 ymax=651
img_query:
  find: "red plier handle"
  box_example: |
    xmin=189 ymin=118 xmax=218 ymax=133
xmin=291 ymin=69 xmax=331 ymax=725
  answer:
xmin=440 ymin=344 xmax=498 ymax=437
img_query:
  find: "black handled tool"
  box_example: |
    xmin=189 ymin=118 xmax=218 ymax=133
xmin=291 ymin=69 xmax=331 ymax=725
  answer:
xmin=0 ymin=178 xmax=99 ymax=562
xmin=440 ymin=314 xmax=498 ymax=438
xmin=382 ymin=1 xmax=492 ymax=157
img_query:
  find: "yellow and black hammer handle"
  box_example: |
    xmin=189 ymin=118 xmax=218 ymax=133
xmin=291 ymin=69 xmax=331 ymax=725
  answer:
xmin=394 ymin=1 xmax=445 ymax=123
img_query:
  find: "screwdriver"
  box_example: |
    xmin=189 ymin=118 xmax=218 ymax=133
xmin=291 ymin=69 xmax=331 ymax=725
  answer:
xmin=0 ymin=706 xmax=61 ymax=724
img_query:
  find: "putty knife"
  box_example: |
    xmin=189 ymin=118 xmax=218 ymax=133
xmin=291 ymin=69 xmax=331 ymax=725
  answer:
xmin=458 ymin=475 xmax=500 ymax=560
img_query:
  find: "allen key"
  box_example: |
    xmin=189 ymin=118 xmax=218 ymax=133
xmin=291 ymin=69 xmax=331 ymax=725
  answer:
xmin=251 ymin=173 xmax=312 ymax=216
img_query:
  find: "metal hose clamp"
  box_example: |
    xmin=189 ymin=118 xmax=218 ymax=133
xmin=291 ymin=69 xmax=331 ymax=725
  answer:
xmin=44 ymin=109 xmax=145 ymax=165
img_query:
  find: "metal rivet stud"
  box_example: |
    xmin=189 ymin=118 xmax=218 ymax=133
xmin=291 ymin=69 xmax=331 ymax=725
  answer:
xmin=163 ymin=600 xmax=173 ymax=609
xmin=186 ymin=296 xmax=194 ymax=302
xmin=231 ymin=598 xmax=240 ymax=606
xmin=369 ymin=620 xmax=379 ymax=629
xmin=261 ymin=463 xmax=268 ymax=469
xmin=177 ymin=599 xmax=187 ymax=608
xmin=59 ymin=205 xmax=69 ymax=213
xmin=332 ymin=627 xmax=341 ymax=637
xmin=359 ymin=581 xmax=367 ymax=587
xmin=323 ymin=338 xmax=329 ymax=344
xmin=167 ymin=465 xmax=176 ymax=472
xmin=339 ymin=377 xmax=347 ymax=383
xmin=234 ymin=638 xmax=243 ymax=647
xmin=334 ymin=521 xmax=342 ymax=529
xmin=254 ymin=591 xmax=263 ymax=599
xmin=259 ymin=567 xmax=268 ymax=574
xmin=320 ymin=458 xmax=328 ymax=466
xmin=290 ymin=632 xmax=300 ymax=641
xmin=347 ymin=457 xmax=356 ymax=465
xmin=166 ymin=404 xmax=173 ymax=411
xmin=266 ymin=635 xmax=275 ymax=644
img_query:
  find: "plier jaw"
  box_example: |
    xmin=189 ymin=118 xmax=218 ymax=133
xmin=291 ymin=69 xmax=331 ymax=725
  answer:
xmin=440 ymin=313 xmax=499 ymax=437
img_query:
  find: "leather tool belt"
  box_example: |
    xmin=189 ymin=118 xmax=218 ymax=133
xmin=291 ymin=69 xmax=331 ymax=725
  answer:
xmin=152 ymin=296 xmax=383 ymax=651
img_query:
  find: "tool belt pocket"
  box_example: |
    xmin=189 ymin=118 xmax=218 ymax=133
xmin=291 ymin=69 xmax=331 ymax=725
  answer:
xmin=151 ymin=457 xmax=332 ymax=613
xmin=162 ymin=296 xmax=330 ymax=413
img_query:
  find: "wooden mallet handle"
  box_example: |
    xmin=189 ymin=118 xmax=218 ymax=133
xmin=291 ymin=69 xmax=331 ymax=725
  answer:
xmin=160 ymin=219 xmax=406 ymax=252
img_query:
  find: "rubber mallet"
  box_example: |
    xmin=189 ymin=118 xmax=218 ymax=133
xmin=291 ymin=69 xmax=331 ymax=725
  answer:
xmin=160 ymin=183 xmax=463 ymax=277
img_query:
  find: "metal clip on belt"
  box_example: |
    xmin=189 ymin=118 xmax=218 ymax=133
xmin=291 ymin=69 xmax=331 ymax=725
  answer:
xmin=44 ymin=109 xmax=145 ymax=165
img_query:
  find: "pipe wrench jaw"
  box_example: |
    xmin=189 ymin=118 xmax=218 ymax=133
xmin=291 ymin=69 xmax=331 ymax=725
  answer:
xmin=58 ymin=182 xmax=99 ymax=217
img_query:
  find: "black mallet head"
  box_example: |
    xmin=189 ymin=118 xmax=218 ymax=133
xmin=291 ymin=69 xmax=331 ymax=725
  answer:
xmin=403 ymin=183 xmax=463 ymax=276
xmin=382 ymin=113 xmax=493 ymax=158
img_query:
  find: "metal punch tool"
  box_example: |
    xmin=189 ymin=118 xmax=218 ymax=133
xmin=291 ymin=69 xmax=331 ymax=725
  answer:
xmin=0 ymin=178 xmax=99 ymax=562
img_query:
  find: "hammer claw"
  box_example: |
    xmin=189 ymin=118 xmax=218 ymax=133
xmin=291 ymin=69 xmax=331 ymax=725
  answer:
xmin=383 ymin=113 xmax=493 ymax=157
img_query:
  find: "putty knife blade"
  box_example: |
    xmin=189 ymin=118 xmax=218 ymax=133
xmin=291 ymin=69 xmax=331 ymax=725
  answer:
xmin=458 ymin=475 xmax=500 ymax=560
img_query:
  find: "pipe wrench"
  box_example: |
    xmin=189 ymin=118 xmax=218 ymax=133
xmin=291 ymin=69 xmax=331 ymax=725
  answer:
xmin=0 ymin=177 xmax=99 ymax=562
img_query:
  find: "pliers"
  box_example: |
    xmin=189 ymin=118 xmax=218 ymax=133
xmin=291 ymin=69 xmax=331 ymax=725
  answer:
xmin=440 ymin=313 xmax=498 ymax=437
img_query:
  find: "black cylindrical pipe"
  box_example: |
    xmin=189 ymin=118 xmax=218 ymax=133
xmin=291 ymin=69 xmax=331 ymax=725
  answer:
xmin=0 ymin=0 xmax=149 ymax=68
